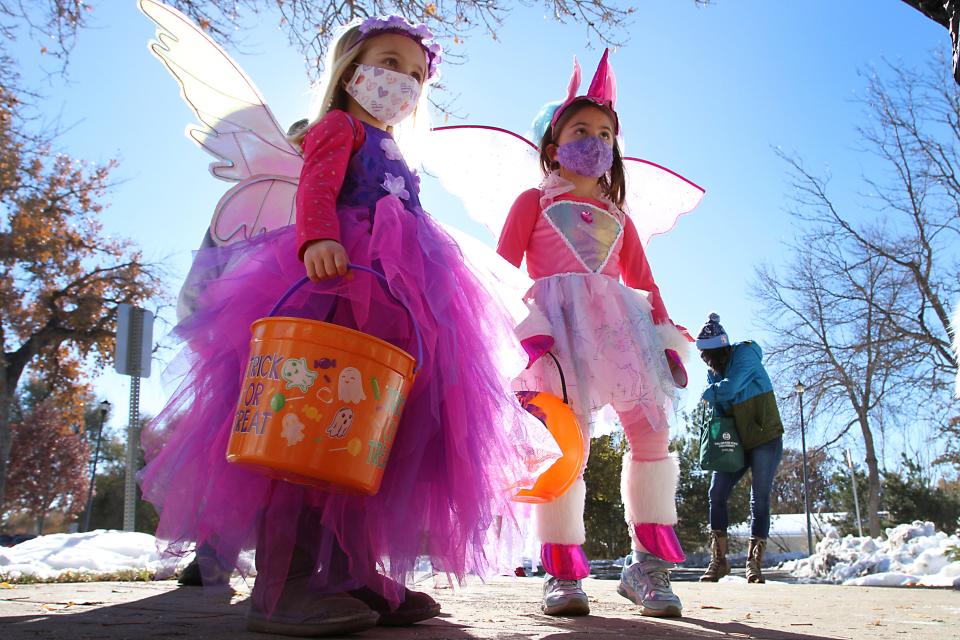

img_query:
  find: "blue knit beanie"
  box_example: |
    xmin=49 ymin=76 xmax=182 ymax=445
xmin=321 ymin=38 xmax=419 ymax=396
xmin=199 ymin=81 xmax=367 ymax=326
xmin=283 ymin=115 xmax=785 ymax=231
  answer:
xmin=696 ymin=312 xmax=730 ymax=350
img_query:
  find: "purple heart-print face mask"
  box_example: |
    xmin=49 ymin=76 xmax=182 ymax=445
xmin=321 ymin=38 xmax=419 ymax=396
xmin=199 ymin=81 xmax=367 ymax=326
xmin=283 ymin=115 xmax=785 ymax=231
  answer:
xmin=345 ymin=63 xmax=421 ymax=126
xmin=556 ymin=136 xmax=614 ymax=178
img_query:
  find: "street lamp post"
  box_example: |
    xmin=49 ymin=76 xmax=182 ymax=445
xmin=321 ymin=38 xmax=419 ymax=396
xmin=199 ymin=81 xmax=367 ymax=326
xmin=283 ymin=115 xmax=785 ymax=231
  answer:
xmin=795 ymin=381 xmax=814 ymax=556
xmin=82 ymin=400 xmax=111 ymax=533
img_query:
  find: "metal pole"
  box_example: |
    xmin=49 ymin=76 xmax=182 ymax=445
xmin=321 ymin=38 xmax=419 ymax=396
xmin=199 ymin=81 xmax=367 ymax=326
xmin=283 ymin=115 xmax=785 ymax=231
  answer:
xmin=82 ymin=403 xmax=109 ymax=533
xmin=846 ymin=449 xmax=864 ymax=537
xmin=123 ymin=307 xmax=143 ymax=533
xmin=124 ymin=375 xmax=141 ymax=532
xmin=798 ymin=389 xmax=814 ymax=556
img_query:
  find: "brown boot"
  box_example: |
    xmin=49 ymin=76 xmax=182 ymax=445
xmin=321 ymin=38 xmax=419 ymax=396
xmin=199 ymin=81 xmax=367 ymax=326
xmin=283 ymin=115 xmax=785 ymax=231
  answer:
xmin=699 ymin=530 xmax=730 ymax=582
xmin=349 ymin=582 xmax=441 ymax=626
xmin=746 ymin=536 xmax=767 ymax=584
xmin=248 ymin=512 xmax=379 ymax=636
xmin=248 ymin=576 xmax=378 ymax=637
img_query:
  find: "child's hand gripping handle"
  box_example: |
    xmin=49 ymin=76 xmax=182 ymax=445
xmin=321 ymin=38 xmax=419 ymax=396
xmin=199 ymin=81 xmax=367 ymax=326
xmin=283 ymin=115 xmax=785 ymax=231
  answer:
xmin=303 ymin=240 xmax=348 ymax=280
xmin=269 ymin=264 xmax=425 ymax=373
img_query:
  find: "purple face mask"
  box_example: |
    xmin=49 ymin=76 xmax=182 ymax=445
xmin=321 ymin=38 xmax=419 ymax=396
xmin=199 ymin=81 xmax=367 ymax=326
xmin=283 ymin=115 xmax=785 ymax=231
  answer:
xmin=556 ymin=136 xmax=614 ymax=178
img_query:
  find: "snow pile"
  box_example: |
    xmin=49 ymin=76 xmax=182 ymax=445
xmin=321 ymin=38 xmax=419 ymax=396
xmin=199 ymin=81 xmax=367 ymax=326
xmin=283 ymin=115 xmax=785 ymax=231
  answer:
xmin=0 ymin=530 xmax=249 ymax=581
xmin=785 ymin=521 xmax=960 ymax=588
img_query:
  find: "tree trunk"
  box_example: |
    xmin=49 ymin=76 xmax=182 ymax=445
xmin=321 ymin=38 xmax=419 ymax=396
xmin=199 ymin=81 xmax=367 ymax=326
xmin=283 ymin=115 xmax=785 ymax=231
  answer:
xmin=0 ymin=377 xmax=13 ymax=509
xmin=858 ymin=414 xmax=883 ymax=537
xmin=901 ymin=0 xmax=960 ymax=85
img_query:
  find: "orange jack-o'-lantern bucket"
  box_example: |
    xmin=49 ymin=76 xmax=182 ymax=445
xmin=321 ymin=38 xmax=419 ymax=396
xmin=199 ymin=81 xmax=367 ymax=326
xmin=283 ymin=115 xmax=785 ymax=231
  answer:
xmin=225 ymin=265 xmax=423 ymax=496
xmin=512 ymin=352 xmax=585 ymax=504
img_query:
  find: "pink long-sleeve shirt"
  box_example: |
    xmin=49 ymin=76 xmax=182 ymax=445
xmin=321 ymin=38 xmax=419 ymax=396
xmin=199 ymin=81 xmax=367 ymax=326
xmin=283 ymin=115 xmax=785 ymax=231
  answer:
xmin=497 ymin=188 xmax=670 ymax=324
xmin=294 ymin=110 xmax=366 ymax=260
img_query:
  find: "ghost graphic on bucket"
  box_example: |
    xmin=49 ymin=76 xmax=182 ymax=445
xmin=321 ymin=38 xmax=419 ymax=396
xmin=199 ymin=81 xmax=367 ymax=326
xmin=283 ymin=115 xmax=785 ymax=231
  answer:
xmin=338 ymin=367 xmax=366 ymax=404
xmin=281 ymin=414 xmax=306 ymax=446
xmin=282 ymin=357 xmax=317 ymax=393
xmin=326 ymin=407 xmax=355 ymax=438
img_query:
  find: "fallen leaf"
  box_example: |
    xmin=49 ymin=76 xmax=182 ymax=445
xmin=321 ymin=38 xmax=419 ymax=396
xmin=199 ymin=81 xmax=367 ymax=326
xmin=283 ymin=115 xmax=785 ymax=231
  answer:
xmin=700 ymin=604 xmax=723 ymax=609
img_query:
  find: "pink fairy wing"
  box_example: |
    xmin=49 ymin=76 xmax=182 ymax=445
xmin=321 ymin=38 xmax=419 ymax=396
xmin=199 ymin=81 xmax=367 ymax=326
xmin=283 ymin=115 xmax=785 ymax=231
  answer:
xmin=140 ymin=0 xmax=302 ymax=245
xmin=424 ymin=125 xmax=542 ymax=242
xmin=211 ymin=176 xmax=299 ymax=244
xmin=623 ymin=157 xmax=705 ymax=246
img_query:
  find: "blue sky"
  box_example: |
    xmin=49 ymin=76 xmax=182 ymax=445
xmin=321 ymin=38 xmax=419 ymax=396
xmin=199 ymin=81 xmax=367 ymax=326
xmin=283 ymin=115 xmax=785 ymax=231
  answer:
xmin=10 ymin=2 xmax=949 ymax=465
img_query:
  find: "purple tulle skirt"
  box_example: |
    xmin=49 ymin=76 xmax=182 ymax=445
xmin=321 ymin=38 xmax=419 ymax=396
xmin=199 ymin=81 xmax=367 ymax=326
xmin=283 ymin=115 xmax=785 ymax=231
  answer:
xmin=140 ymin=196 xmax=551 ymax=610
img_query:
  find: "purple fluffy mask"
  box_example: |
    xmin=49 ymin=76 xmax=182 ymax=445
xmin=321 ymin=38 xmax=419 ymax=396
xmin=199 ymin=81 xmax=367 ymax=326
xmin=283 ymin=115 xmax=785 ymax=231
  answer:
xmin=556 ymin=136 xmax=613 ymax=178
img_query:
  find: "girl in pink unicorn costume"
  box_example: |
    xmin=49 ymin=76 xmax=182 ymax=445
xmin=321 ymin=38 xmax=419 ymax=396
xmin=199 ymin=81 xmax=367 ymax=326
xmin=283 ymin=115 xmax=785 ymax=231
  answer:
xmin=497 ymin=50 xmax=695 ymax=618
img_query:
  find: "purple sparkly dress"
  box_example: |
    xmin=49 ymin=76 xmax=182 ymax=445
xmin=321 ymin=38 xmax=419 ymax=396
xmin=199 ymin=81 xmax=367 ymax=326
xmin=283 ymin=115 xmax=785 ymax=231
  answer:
xmin=140 ymin=117 xmax=543 ymax=611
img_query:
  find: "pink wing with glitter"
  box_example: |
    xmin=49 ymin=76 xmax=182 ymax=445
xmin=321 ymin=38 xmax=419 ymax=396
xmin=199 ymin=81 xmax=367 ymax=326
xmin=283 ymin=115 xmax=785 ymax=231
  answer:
xmin=140 ymin=0 xmax=302 ymax=245
xmin=623 ymin=157 xmax=705 ymax=246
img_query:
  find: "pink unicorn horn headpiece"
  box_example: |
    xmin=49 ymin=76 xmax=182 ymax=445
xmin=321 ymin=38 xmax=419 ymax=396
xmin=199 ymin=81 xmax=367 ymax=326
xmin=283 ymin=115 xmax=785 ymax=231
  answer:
xmin=549 ymin=48 xmax=619 ymax=133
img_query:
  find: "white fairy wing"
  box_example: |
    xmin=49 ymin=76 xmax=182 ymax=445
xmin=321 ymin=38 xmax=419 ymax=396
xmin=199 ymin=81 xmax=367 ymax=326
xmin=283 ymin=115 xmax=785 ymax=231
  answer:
xmin=440 ymin=222 xmax=533 ymax=324
xmin=423 ymin=125 xmax=543 ymax=243
xmin=140 ymin=0 xmax=302 ymax=245
xmin=623 ymin=157 xmax=705 ymax=246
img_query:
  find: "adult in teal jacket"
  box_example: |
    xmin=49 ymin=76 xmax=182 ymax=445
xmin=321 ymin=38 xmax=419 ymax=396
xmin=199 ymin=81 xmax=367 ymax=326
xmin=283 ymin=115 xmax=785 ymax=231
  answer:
xmin=696 ymin=313 xmax=783 ymax=585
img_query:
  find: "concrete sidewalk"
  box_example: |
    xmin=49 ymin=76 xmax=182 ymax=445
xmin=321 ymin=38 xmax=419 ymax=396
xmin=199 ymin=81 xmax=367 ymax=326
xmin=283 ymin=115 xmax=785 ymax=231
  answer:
xmin=2 ymin=575 xmax=957 ymax=639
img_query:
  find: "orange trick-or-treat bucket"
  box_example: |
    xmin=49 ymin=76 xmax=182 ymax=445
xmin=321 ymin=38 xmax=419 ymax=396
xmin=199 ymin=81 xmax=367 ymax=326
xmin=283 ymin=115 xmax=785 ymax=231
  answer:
xmin=513 ymin=351 xmax=585 ymax=504
xmin=226 ymin=266 xmax=423 ymax=495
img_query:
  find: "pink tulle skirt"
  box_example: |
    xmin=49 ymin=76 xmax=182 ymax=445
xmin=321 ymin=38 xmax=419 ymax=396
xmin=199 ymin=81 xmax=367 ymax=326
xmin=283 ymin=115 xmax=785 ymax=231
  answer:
xmin=513 ymin=273 xmax=677 ymax=432
xmin=140 ymin=196 xmax=554 ymax=610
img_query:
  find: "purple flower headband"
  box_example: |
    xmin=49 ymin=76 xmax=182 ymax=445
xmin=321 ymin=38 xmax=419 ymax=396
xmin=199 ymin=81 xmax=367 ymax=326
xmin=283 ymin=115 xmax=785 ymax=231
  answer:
xmin=349 ymin=15 xmax=443 ymax=80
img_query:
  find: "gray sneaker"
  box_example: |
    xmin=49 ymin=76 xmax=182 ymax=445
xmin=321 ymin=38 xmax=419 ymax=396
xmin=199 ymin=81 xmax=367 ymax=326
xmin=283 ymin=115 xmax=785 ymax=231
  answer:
xmin=617 ymin=553 xmax=682 ymax=618
xmin=541 ymin=576 xmax=590 ymax=616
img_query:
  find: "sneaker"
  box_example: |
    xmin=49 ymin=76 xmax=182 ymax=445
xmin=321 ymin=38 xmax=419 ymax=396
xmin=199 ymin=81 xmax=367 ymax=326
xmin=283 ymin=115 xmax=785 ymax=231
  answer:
xmin=617 ymin=553 xmax=682 ymax=618
xmin=541 ymin=576 xmax=590 ymax=616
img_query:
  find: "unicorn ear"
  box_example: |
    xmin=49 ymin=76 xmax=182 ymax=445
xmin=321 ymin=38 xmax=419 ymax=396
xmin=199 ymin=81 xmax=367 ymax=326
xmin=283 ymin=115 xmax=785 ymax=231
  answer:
xmin=587 ymin=48 xmax=616 ymax=110
xmin=605 ymin=57 xmax=617 ymax=111
xmin=565 ymin=57 xmax=582 ymax=102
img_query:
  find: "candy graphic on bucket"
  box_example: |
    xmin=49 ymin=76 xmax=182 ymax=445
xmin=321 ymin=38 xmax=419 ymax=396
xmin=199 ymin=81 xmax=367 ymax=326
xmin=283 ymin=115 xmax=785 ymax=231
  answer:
xmin=226 ymin=266 xmax=423 ymax=495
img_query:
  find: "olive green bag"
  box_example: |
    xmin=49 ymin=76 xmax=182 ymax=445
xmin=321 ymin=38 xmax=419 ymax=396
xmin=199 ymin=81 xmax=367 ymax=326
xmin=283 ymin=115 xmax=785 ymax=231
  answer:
xmin=699 ymin=413 xmax=745 ymax=473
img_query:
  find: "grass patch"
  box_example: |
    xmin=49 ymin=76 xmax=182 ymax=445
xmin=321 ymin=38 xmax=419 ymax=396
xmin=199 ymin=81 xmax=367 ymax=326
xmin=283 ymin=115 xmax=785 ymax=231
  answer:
xmin=946 ymin=545 xmax=960 ymax=563
xmin=0 ymin=568 xmax=170 ymax=584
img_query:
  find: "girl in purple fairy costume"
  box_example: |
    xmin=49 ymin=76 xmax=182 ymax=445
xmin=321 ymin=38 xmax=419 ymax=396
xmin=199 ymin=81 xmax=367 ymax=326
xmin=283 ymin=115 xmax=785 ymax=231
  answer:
xmin=139 ymin=13 xmax=547 ymax=638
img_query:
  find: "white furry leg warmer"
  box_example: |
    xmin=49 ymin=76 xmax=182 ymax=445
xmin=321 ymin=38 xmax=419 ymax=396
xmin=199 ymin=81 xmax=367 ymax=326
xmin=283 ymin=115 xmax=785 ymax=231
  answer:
xmin=621 ymin=455 xmax=679 ymax=529
xmin=621 ymin=454 xmax=685 ymax=562
xmin=534 ymin=477 xmax=586 ymax=545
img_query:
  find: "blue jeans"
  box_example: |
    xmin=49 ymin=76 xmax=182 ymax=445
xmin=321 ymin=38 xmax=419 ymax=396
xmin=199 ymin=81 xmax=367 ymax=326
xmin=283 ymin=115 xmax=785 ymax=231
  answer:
xmin=708 ymin=436 xmax=783 ymax=538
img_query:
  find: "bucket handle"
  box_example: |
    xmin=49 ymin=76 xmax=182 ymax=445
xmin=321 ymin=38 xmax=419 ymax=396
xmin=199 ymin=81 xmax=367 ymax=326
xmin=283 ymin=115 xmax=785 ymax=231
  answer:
xmin=544 ymin=351 xmax=569 ymax=405
xmin=268 ymin=265 xmax=425 ymax=374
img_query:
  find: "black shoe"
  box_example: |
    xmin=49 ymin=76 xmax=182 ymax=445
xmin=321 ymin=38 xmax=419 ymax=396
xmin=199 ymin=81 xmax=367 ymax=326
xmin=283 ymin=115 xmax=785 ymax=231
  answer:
xmin=178 ymin=547 xmax=232 ymax=587
xmin=178 ymin=557 xmax=203 ymax=586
